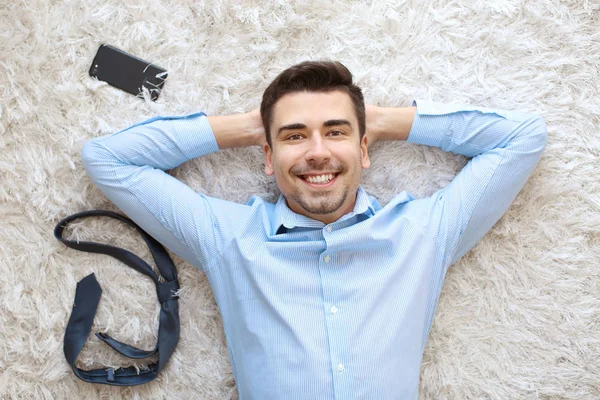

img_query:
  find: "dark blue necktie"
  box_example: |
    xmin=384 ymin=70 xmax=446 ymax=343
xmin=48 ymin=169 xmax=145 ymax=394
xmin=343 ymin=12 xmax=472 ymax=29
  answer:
xmin=54 ymin=210 xmax=181 ymax=386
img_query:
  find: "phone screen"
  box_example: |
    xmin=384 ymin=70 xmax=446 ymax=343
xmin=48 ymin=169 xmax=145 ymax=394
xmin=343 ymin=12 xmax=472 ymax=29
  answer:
xmin=89 ymin=44 xmax=168 ymax=101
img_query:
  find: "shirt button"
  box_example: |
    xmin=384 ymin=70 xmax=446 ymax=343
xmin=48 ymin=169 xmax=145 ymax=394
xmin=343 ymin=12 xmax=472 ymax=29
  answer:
xmin=337 ymin=364 xmax=344 ymax=372
xmin=330 ymin=306 xmax=338 ymax=314
xmin=324 ymin=255 xmax=331 ymax=263
xmin=326 ymin=226 xmax=332 ymax=232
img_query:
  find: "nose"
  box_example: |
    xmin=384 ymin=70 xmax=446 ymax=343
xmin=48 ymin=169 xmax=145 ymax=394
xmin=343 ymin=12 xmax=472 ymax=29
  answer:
xmin=304 ymin=133 xmax=331 ymax=162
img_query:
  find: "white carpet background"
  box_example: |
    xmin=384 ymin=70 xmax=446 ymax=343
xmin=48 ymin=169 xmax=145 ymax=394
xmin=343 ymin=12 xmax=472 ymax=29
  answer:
xmin=1 ymin=0 xmax=599 ymax=398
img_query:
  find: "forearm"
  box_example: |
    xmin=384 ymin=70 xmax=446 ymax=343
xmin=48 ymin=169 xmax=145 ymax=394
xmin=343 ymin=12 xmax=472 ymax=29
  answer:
xmin=82 ymin=109 xmax=264 ymax=175
xmin=208 ymin=110 xmax=263 ymax=149
xmin=405 ymin=100 xmax=547 ymax=158
xmin=368 ymin=105 xmax=416 ymax=142
xmin=82 ymin=112 xmax=219 ymax=172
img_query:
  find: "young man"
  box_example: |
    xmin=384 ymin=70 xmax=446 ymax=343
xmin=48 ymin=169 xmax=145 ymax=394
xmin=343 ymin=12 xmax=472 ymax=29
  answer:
xmin=82 ymin=61 xmax=547 ymax=399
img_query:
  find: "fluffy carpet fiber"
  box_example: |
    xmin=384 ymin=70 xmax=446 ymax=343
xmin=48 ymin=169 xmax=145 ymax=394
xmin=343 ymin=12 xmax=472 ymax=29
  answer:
xmin=1 ymin=0 xmax=599 ymax=398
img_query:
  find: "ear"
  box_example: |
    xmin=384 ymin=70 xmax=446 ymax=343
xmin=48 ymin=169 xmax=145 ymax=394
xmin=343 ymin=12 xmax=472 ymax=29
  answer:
xmin=360 ymin=135 xmax=370 ymax=169
xmin=263 ymin=142 xmax=274 ymax=175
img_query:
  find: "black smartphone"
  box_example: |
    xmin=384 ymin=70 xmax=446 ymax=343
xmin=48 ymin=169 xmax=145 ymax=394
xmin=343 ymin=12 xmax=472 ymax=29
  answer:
xmin=89 ymin=44 xmax=168 ymax=101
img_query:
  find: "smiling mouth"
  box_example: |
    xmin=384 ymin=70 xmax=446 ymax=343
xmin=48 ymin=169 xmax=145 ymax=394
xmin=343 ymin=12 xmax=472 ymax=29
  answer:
xmin=298 ymin=172 xmax=340 ymax=185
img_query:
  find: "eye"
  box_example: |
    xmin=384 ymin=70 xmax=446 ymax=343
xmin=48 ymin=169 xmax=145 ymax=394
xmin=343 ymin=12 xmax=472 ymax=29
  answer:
xmin=286 ymin=134 xmax=303 ymax=140
xmin=328 ymin=130 xmax=344 ymax=136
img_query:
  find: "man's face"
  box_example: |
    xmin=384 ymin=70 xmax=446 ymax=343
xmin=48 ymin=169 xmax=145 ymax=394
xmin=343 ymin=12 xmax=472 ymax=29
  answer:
xmin=263 ymin=90 xmax=370 ymax=224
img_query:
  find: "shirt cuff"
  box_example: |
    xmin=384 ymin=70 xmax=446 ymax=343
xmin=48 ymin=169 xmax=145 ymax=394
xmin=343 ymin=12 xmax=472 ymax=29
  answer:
xmin=169 ymin=112 xmax=220 ymax=160
xmin=405 ymin=99 xmax=450 ymax=148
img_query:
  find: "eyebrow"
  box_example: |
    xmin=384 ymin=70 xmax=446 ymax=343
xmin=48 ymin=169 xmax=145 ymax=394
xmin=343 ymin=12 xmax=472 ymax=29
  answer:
xmin=277 ymin=119 xmax=352 ymax=137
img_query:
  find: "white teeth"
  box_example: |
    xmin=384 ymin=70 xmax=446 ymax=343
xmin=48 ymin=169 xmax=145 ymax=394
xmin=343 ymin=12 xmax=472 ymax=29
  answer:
xmin=306 ymin=174 xmax=334 ymax=184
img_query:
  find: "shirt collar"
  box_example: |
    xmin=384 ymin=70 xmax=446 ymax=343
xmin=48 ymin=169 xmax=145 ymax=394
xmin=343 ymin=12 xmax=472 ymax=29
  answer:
xmin=271 ymin=186 xmax=376 ymax=235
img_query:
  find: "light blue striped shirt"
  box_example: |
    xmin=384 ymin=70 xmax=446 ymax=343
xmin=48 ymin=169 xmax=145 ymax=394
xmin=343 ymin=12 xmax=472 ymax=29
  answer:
xmin=81 ymin=100 xmax=547 ymax=399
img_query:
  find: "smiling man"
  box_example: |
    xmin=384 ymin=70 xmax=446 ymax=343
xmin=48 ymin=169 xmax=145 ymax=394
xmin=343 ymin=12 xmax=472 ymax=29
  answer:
xmin=264 ymin=90 xmax=371 ymax=223
xmin=81 ymin=61 xmax=547 ymax=399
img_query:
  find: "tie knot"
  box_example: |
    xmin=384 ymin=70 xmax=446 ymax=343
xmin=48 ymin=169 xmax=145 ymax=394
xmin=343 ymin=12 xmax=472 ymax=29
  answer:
xmin=156 ymin=280 xmax=180 ymax=304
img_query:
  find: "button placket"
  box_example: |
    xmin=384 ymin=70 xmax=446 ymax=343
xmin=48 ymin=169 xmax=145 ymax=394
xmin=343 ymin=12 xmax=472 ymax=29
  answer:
xmin=320 ymin=238 xmax=347 ymax=386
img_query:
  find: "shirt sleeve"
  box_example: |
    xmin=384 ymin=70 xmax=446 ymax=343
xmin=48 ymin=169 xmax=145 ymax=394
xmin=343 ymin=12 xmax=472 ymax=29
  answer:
xmin=406 ymin=100 xmax=548 ymax=270
xmin=81 ymin=112 xmax=251 ymax=273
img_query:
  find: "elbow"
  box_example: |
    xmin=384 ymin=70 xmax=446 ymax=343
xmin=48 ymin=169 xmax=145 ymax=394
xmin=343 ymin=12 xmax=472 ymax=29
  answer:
xmin=81 ymin=140 xmax=102 ymax=170
xmin=81 ymin=139 xmax=120 ymax=178
xmin=524 ymin=115 xmax=548 ymax=154
xmin=535 ymin=116 xmax=548 ymax=152
xmin=533 ymin=115 xmax=548 ymax=142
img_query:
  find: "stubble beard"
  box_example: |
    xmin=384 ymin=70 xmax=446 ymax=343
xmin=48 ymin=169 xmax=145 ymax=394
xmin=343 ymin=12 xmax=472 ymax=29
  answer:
xmin=292 ymin=184 xmax=350 ymax=215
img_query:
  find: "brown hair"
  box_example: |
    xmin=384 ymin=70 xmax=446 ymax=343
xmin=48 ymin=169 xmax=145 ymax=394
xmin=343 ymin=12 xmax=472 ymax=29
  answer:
xmin=260 ymin=60 xmax=365 ymax=147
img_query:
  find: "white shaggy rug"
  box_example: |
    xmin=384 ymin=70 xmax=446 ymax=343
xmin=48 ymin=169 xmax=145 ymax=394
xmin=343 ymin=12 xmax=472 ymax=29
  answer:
xmin=1 ymin=0 xmax=599 ymax=398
